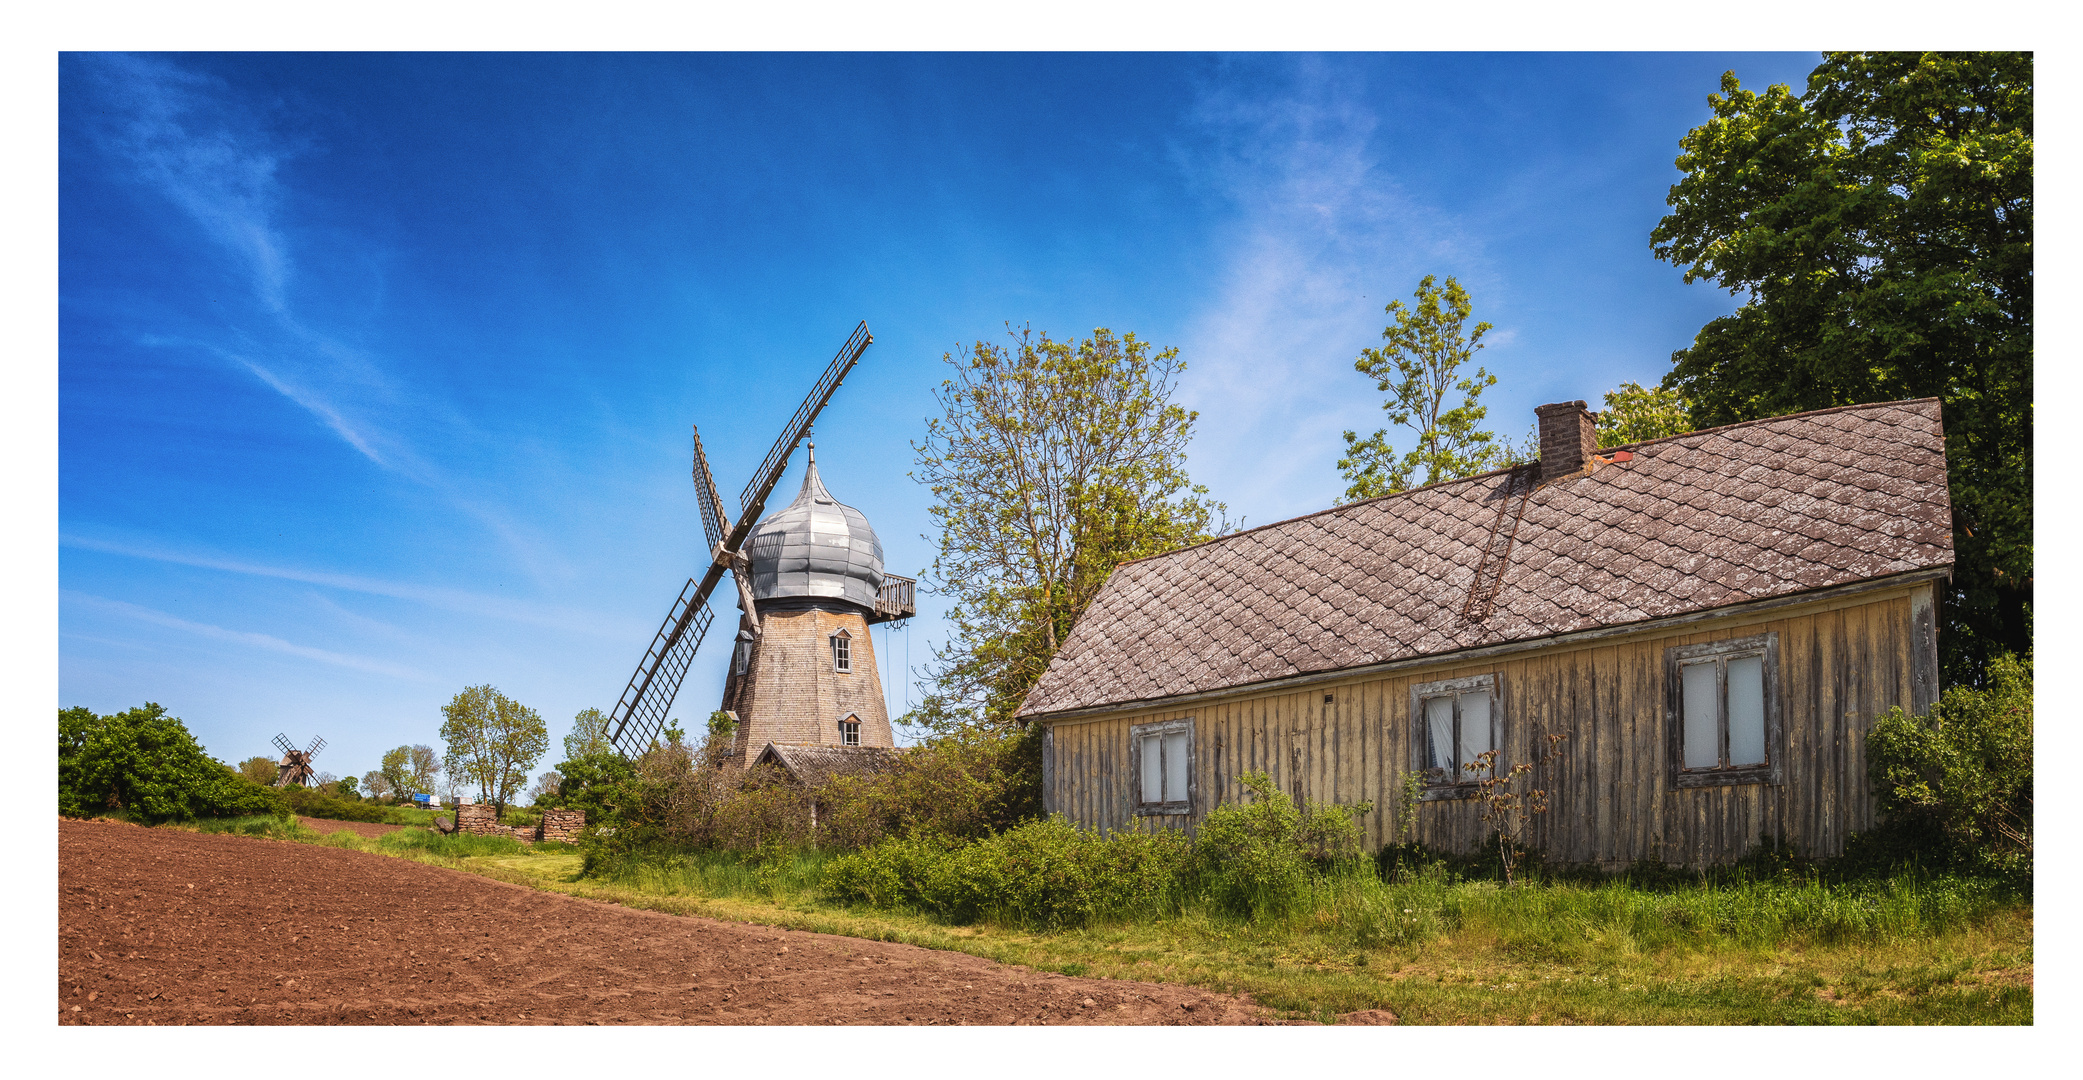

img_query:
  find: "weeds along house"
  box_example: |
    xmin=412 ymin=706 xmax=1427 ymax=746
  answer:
xmin=1015 ymin=399 xmax=1953 ymax=868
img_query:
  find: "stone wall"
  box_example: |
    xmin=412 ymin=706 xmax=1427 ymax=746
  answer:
xmin=540 ymin=809 xmax=586 ymax=843
xmin=450 ymin=803 xmax=585 ymax=842
xmin=454 ymin=803 xmax=502 ymax=835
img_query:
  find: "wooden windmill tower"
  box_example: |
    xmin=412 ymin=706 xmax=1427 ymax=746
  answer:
xmin=273 ymin=733 xmax=326 ymax=787
xmin=604 ymin=323 xmax=915 ymax=762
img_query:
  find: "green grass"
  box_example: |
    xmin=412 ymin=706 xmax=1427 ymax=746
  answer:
xmin=147 ymin=817 xmax=2031 ymax=1024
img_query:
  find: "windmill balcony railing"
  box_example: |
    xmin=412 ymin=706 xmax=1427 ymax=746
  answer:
xmin=873 ymin=574 xmax=916 ymax=623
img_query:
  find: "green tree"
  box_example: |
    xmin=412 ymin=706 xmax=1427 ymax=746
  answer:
xmin=911 ymin=325 xmax=1227 ymax=731
xmin=439 ymin=684 xmax=549 ymax=817
xmin=1338 ymin=275 xmax=1509 ymax=501
xmin=407 ymin=744 xmax=442 ymax=795
xmin=360 ymin=769 xmax=393 ymax=800
xmin=337 ymin=774 xmax=360 ymax=799
xmin=564 ymin=706 xmax=611 ymax=762
xmin=58 ymin=704 xmax=281 ymax=822
xmin=1595 ymin=382 xmax=1694 ymax=446
xmin=237 ymin=755 xmax=278 ymax=787
xmin=378 ymin=746 xmax=412 ymax=801
xmin=1651 ymin=53 xmax=2031 ymax=682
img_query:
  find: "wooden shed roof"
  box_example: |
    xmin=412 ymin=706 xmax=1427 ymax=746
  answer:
xmin=753 ymin=743 xmax=908 ymax=787
xmin=1017 ymin=398 xmax=1954 ymax=719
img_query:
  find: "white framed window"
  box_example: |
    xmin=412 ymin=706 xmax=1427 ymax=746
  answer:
xmin=1665 ymin=633 xmax=1781 ymax=788
xmin=1410 ymin=674 xmax=1500 ymax=795
xmin=838 ymin=715 xmax=861 ymax=747
xmin=830 ymin=630 xmax=852 ymax=673
xmin=1130 ymin=718 xmax=1194 ymax=815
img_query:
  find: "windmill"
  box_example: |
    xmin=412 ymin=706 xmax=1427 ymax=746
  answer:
xmin=273 ymin=734 xmax=326 ymax=787
xmin=605 ymin=322 xmax=914 ymax=759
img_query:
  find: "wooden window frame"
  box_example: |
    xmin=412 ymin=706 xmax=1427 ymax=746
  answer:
xmin=1664 ymin=632 xmax=1782 ymax=789
xmin=838 ymin=714 xmax=861 ymax=747
xmin=830 ymin=630 xmax=852 ymax=674
xmin=1409 ymin=673 xmax=1502 ymax=800
xmin=1128 ymin=717 xmax=1196 ymax=816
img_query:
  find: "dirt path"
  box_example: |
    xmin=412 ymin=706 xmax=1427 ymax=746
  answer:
xmin=57 ymin=819 xmax=1276 ymax=1026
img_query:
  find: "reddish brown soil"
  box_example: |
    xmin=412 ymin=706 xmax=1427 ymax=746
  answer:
xmin=295 ymin=817 xmax=405 ymax=840
xmin=58 ymin=818 xmax=1279 ymax=1026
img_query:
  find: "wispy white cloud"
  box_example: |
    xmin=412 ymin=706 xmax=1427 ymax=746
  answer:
xmin=63 ymin=591 xmax=434 ymax=683
xmin=1171 ymin=58 xmax=1501 ymax=524
xmin=74 ymin=53 xmax=571 ymax=585
xmin=61 ymin=533 xmax=626 ymax=640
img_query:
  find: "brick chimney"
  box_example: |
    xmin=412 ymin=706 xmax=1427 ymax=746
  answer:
xmin=1535 ymin=400 xmax=1598 ymax=483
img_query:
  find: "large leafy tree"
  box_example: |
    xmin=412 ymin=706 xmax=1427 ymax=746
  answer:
xmin=912 ymin=325 xmax=1227 ymax=731
xmin=438 ymin=685 xmax=548 ymax=817
xmin=1338 ymin=275 xmax=1510 ymax=501
xmin=1651 ymin=52 xmax=2031 ymax=681
xmin=1595 ymin=382 xmax=1694 ymax=447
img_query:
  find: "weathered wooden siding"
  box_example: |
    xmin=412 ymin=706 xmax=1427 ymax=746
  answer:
xmin=1041 ymin=584 xmax=1930 ymax=866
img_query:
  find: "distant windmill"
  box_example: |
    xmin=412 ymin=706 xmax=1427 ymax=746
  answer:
xmin=272 ymin=733 xmax=327 ymax=787
xmin=605 ymin=322 xmax=914 ymax=759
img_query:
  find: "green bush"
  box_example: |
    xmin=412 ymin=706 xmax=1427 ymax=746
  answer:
xmin=281 ymin=785 xmax=392 ymax=823
xmin=59 ymin=704 xmax=284 ymax=823
xmin=817 ymin=724 xmax=1043 ymax=850
xmin=1189 ymin=771 xmax=1371 ymax=919
xmin=823 ymin=817 xmax=1188 ymax=929
xmin=1866 ymin=652 xmax=2032 ymax=878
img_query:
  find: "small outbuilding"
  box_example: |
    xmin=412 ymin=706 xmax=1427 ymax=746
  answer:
xmin=1017 ymin=398 xmax=1953 ymax=868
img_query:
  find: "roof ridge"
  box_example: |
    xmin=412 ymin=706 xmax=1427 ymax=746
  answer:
xmin=1109 ymin=397 xmax=1939 ymax=574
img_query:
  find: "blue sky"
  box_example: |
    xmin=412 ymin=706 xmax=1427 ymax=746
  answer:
xmin=59 ymin=51 xmax=1823 ymax=786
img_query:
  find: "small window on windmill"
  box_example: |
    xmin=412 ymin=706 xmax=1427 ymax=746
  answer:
xmin=733 ymin=631 xmax=754 ymax=676
xmin=839 ymin=714 xmax=861 ymax=746
xmin=830 ymin=630 xmax=852 ymax=673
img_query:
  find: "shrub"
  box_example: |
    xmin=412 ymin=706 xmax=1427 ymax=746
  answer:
xmin=823 ymin=817 xmax=1188 ymax=929
xmin=1189 ymin=771 xmax=1371 ymax=919
xmin=1866 ymin=652 xmax=2032 ymax=878
xmin=281 ymin=786 xmax=391 ymax=823
xmin=932 ymin=818 xmax=1186 ymax=928
xmin=59 ymin=704 xmax=285 ymax=823
xmin=817 ymin=724 xmax=1042 ymax=850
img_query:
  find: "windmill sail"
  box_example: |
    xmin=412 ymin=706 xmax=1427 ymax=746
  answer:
xmin=691 ymin=425 xmax=730 ymax=558
xmin=603 ymin=322 xmax=872 ymax=758
xmin=606 ymin=578 xmax=716 ymax=754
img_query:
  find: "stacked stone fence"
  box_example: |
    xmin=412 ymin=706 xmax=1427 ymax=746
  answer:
xmin=449 ymin=803 xmax=585 ymax=843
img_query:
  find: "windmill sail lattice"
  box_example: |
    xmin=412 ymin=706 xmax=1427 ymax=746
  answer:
xmin=271 ymin=733 xmax=326 ymax=787
xmin=604 ymin=323 xmax=874 ymax=757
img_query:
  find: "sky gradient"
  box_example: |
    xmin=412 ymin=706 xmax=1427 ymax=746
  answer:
xmin=59 ymin=51 xmax=1825 ymax=788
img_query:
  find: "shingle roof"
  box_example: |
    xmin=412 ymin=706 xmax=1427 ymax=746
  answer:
xmin=1017 ymin=399 xmax=1953 ymax=718
xmin=754 ymin=743 xmax=908 ymax=787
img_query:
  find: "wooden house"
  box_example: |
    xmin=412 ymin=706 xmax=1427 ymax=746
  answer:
xmin=1015 ymin=399 xmax=1953 ymax=867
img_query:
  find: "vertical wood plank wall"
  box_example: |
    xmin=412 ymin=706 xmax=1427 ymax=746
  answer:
xmin=1043 ymin=587 xmax=1922 ymax=867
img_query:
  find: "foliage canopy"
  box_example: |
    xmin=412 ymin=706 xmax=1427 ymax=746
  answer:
xmin=1338 ymin=275 xmax=1510 ymax=501
xmin=59 ymin=703 xmax=281 ymax=822
xmin=439 ymin=684 xmax=549 ymax=816
xmin=911 ymin=325 xmax=1226 ymax=731
xmin=1652 ymin=52 xmax=2032 ymax=680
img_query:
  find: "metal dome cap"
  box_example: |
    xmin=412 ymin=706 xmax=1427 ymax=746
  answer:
xmin=746 ymin=444 xmax=884 ymax=612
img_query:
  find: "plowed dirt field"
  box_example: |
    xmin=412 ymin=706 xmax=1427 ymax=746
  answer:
xmin=57 ymin=818 xmax=1277 ymax=1026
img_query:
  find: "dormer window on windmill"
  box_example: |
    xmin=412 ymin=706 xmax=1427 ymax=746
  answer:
xmin=830 ymin=628 xmax=852 ymax=673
